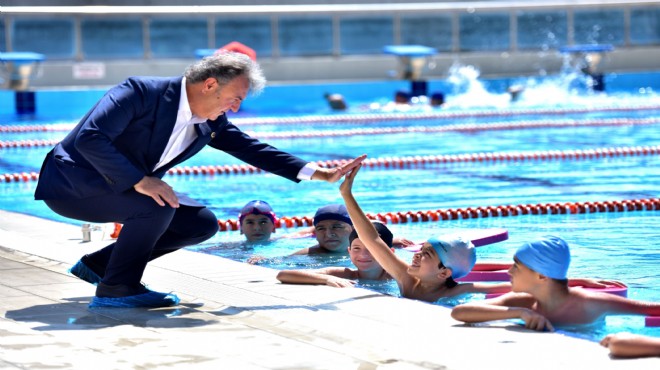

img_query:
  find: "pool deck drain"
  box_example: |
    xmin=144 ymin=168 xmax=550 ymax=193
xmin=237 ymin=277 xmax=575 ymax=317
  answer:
xmin=0 ymin=209 xmax=658 ymax=369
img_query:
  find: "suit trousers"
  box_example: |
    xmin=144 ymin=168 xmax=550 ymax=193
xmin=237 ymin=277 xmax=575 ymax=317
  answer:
xmin=44 ymin=190 xmax=218 ymax=287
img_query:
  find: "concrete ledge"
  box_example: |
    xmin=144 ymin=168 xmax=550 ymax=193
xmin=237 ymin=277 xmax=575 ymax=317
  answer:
xmin=0 ymin=210 xmax=658 ymax=369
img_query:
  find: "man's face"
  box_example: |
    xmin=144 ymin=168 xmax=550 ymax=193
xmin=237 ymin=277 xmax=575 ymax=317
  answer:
xmin=508 ymin=258 xmax=536 ymax=292
xmin=314 ymin=220 xmax=352 ymax=252
xmin=408 ymin=243 xmax=443 ymax=279
xmin=196 ymin=75 xmax=249 ymax=120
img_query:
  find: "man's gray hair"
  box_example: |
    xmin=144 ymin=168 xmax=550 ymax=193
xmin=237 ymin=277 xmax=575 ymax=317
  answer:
xmin=184 ymin=51 xmax=266 ymax=95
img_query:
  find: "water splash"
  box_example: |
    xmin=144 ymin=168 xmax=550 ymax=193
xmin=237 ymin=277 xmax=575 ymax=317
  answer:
xmin=366 ymin=60 xmax=659 ymax=113
xmin=444 ymin=64 xmax=511 ymax=109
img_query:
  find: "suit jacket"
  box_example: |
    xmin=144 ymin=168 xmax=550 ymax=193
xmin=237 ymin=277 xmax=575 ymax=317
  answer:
xmin=34 ymin=76 xmax=308 ymax=200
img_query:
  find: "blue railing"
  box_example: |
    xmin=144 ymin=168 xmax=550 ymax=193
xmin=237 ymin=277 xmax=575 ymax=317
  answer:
xmin=1 ymin=1 xmax=658 ymax=60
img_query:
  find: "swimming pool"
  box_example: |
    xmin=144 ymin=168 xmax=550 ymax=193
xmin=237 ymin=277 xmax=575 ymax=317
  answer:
xmin=0 ymin=68 xmax=658 ymax=341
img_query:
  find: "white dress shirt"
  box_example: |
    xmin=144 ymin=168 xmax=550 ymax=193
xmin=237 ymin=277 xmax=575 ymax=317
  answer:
xmin=154 ymin=77 xmax=207 ymax=171
xmin=154 ymin=77 xmax=317 ymax=179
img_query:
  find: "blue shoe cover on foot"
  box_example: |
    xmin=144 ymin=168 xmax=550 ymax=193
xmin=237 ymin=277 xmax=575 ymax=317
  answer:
xmin=69 ymin=260 xmax=102 ymax=285
xmin=89 ymin=291 xmax=180 ymax=308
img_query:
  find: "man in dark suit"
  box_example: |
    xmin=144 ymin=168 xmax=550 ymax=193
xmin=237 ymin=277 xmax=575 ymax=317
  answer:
xmin=34 ymin=52 xmax=365 ymax=308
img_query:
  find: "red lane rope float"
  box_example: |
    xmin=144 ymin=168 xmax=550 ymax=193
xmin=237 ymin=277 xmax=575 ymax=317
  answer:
xmin=0 ymin=139 xmax=60 ymax=149
xmin=215 ymin=198 xmax=660 ymax=231
xmin=4 ymin=118 xmax=658 ymax=148
xmin=166 ymin=145 xmax=659 ymax=178
xmin=3 ymin=105 xmax=660 ymax=133
xmin=2 ymin=145 xmax=659 ymax=183
xmin=0 ymin=124 xmax=76 ymax=133
xmin=0 ymin=171 xmax=40 ymax=182
xmin=229 ymin=104 xmax=660 ymax=127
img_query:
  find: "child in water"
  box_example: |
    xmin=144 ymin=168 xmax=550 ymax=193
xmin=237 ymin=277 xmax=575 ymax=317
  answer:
xmin=337 ymin=164 xmax=622 ymax=303
xmin=238 ymin=200 xmax=277 ymax=243
xmin=451 ymin=235 xmax=660 ymax=331
xmin=277 ymin=220 xmax=394 ymax=287
xmin=600 ymin=333 xmax=660 ymax=358
xmin=338 ymin=164 xmax=512 ymax=302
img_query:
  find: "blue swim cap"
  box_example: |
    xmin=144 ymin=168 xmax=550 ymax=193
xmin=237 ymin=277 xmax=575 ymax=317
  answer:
xmin=427 ymin=235 xmax=476 ymax=279
xmin=514 ymin=235 xmax=571 ymax=280
xmin=349 ymin=220 xmax=393 ymax=248
xmin=313 ymin=204 xmax=352 ymax=226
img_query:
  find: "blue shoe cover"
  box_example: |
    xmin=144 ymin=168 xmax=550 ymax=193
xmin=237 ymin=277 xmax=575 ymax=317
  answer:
xmin=69 ymin=259 xmax=102 ymax=285
xmin=89 ymin=291 xmax=180 ymax=308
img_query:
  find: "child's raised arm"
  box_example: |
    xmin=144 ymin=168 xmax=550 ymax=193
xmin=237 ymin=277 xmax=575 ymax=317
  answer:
xmin=338 ymin=164 xmax=412 ymax=283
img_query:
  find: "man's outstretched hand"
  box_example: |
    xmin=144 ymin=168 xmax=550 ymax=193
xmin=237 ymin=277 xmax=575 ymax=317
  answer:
xmin=312 ymin=154 xmax=367 ymax=183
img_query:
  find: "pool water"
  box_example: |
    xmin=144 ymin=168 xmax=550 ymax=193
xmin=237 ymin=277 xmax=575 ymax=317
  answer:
xmin=0 ymin=68 xmax=658 ymax=342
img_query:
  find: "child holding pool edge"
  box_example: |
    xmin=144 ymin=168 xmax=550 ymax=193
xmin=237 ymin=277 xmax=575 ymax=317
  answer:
xmin=338 ymin=163 xmax=513 ymax=302
xmin=451 ymin=235 xmax=660 ymax=331
xmin=600 ymin=333 xmax=660 ymax=358
xmin=337 ymin=163 xmax=628 ymax=303
xmin=276 ymin=221 xmax=395 ymax=287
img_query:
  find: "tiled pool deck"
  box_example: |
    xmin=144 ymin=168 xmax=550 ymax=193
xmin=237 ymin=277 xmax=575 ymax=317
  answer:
xmin=1 ymin=209 xmax=658 ymax=369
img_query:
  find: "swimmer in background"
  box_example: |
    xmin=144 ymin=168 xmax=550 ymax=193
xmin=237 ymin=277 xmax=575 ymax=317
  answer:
xmin=277 ymin=220 xmax=395 ymax=287
xmin=324 ymin=93 xmax=348 ymax=111
xmin=600 ymin=333 xmax=660 ymax=358
xmin=394 ymin=90 xmax=412 ymax=104
xmin=430 ymin=92 xmax=445 ymax=107
xmin=507 ymin=85 xmax=524 ymax=102
xmin=451 ymin=235 xmax=659 ymax=331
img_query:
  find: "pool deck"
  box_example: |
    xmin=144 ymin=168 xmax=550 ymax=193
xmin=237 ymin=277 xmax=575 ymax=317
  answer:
xmin=1 ymin=209 xmax=658 ymax=369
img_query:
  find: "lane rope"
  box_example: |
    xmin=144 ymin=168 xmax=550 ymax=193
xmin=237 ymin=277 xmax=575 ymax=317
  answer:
xmin=2 ymin=104 xmax=660 ymax=132
xmin=214 ymin=198 xmax=660 ymax=231
xmin=2 ymin=145 xmax=658 ymax=183
xmin=247 ymin=117 xmax=660 ymax=139
xmin=230 ymin=106 xmax=660 ymax=127
xmin=164 ymin=145 xmax=659 ymax=177
xmin=3 ymin=117 xmax=658 ymax=149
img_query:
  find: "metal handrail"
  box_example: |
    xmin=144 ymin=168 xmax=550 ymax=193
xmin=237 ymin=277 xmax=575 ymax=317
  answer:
xmin=2 ymin=1 xmax=659 ymax=15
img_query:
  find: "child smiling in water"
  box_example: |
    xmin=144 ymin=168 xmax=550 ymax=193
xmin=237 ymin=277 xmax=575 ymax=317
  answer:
xmin=277 ymin=220 xmax=394 ymax=287
xmin=338 ymin=164 xmax=512 ymax=302
xmin=336 ymin=164 xmax=623 ymax=303
xmin=451 ymin=235 xmax=660 ymax=331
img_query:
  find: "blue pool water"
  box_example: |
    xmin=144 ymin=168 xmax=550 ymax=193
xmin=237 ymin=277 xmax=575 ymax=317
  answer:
xmin=0 ymin=68 xmax=658 ymax=341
